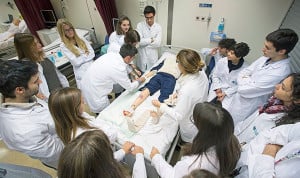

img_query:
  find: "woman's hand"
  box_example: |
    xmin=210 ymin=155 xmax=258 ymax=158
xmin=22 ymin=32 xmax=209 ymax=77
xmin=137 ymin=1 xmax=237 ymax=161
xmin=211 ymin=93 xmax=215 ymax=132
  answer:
xmin=36 ymin=92 xmax=46 ymax=100
xmin=131 ymin=145 xmax=144 ymax=155
xmin=122 ymin=141 xmax=135 ymax=154
xmin=150 ymin=147 xmax=160 ymax=159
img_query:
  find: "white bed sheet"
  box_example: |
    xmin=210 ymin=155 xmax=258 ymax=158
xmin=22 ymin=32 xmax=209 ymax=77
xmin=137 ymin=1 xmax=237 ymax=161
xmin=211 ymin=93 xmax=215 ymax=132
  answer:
xmin=0 ymin=33 xmax=14 ymax=49
xmin=96 ymin=51 xmax=179 ymax=159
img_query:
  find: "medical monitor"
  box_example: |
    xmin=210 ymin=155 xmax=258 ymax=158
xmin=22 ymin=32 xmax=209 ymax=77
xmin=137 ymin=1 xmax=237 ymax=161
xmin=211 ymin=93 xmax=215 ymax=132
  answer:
xmin=40 ymin=10 xmax=57 ymax=24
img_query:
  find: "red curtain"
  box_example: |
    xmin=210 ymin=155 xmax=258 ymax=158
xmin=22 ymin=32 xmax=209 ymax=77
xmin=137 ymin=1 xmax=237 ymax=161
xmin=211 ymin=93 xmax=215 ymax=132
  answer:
xmin=14 ymin=0 xmax=55 ymax=37
xmin=94 ymin=0 xmax=118 ymax=35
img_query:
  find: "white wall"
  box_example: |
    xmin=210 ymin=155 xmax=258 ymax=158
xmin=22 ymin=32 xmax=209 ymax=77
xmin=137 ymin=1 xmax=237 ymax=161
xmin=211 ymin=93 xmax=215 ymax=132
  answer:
xmin=115 ymin=0 xmax=169 ymax=45
xmin=115 ymin=0 xmax=293 ymax=63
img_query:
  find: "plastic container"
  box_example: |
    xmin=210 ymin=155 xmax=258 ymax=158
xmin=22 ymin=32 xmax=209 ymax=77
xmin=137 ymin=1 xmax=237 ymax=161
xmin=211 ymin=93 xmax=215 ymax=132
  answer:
xmin=57 ymin=49 xmax=63 ymax=58
xmin=218 ymin=18 xmax=225 ymax=33
xmin=48 ymin=52 xmax=56 ymax=63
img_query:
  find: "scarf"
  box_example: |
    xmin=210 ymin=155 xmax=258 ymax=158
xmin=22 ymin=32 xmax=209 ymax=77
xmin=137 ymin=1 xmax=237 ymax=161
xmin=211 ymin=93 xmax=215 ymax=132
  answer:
xmin=228 ymin=58 xmax=244 ymax=72
xmin=258 ymin=95 xmax=288 ymax=114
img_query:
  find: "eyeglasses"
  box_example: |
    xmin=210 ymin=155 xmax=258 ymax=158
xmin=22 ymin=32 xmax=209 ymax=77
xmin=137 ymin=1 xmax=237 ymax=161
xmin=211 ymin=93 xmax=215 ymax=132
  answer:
xmin=145 ymin=15 xmax=154 ymax=20
xmin=64 ymin=27 xmax=74 ymax=33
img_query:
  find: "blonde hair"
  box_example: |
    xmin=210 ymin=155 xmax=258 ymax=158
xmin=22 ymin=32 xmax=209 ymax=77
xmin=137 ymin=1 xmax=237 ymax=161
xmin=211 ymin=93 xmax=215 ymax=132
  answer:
xmin=57 ymin=18 xmax=89 ymax=57
xmin=14 ymin=33 xmax=44 ymax=62
xmin=48 ymin=87 xmax=95 ymax=144
xmin=176 ymin=49 xmax=205 ymax=74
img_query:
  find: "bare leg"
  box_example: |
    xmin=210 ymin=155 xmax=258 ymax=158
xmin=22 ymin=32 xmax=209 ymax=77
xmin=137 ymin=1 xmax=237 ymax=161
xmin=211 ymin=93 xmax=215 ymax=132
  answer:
xmin=123 ymin=88 xmax=150 ymax=117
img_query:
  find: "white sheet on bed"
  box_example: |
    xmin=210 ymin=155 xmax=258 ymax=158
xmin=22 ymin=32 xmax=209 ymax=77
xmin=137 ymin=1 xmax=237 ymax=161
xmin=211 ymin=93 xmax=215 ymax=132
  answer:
xmin=0 ymin=20 xmax=28 ymax=49
xmin=96 ymin=51 xmax=179 ymax=159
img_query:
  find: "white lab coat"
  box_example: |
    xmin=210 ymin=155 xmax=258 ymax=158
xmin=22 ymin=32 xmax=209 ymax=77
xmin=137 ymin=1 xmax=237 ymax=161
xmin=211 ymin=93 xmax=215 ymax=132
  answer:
xmin=75 ymin=112 xmax=118 ymax=143
xmin=81 ymin=52 xmax=140 ymax=113
xmin=159 ymin=71 xmax=208 ymax=142
xmin=37 ymin=63 xmax=50 ymax=99
xmin=107 ymin=31 xmax=124 ymax=53
xmin=234 ymin=110 xmax=285 ymax=144
xmin=207 ymin=57 xmax=248 ymax=106
xmin=224 ymin=56 xmax=290 ymax=124
xmin=236 ymin=122 xmax=300 ymax=178
xmin=60 ymin=38 xmax=95 ymax=89
xmin=114 ymin=149 xmax=147 ymax=178
xmin=0 ymin=98 xmax=64 ymax=168
xmin=136 ymin=21 xmax=162 ymax=72
xmin=151 ymin=147 xmax=219 ymax=178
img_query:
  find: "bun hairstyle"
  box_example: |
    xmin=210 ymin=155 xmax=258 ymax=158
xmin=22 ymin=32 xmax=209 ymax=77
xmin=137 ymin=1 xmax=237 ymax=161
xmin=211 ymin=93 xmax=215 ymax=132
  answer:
xmin=176 ymin=49 xmax=205 ymax=74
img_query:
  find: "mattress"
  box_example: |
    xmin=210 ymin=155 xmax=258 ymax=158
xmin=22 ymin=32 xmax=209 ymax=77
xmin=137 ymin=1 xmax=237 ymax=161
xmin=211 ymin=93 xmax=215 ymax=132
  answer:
xmin=96 ymin=51 xmax=180 ymax=159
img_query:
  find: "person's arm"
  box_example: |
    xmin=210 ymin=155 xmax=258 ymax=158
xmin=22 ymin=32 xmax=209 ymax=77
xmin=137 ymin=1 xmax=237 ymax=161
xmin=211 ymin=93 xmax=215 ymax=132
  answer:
xmin=131 ymin=145 xmax=147 ymax=178
xmin=114 ymin=141 xmax=135 ymax=161
xmin=54 ymin=68 xmax=70 ymax=87
xmin=114 ymin=66 xmax=144 ymax=92
xmin=251 ymin=144 xmax=282 ymax=178
xmin=83 ymin=112 xmax=118 ymax=143
xmin=210 ymin=59 xmax=226 ymax=91
xmin=150 ymin=147 xmax=176 ymax=178
xmin=149 ymin=24 xmax=162 ymax=48
xmin=60 ymin=39 xmax=95 ymax=67
xmin=137 ymin=23 xmax=152 ymax=47
xmin=236 ymin=58 xmax=289 ymax=98
xmin=108 ymin=32 xmax=118 ymax=44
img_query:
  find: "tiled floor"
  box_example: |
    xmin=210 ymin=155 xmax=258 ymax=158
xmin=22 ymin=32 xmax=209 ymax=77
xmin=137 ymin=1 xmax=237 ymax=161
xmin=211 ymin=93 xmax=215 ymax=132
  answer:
xmin=0 ymin=141 xmax=57 ymax=177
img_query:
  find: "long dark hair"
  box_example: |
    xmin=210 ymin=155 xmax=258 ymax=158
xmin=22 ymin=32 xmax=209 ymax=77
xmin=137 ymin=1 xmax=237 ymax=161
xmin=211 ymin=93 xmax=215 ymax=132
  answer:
xmin=183 ymin=102 xmax=241 ymax=177
xmin=276 ymin=73 xmax=300 ymax=126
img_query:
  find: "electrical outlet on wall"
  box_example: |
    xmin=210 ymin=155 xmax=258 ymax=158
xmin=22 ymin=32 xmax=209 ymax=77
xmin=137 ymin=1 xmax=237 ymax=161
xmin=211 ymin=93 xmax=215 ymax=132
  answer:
xmin=196 ymin=16 xmax=210 ymax=22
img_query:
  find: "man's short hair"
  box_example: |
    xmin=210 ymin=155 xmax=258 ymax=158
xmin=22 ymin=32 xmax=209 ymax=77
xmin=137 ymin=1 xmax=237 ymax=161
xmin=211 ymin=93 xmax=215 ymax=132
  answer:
xmin=266 ymin=28 xmax=299 ymax=54
xmin=119 ymin=44 xmax=138 ymax=58
xmin=0 ymin=59 xmax=38 ymax=98
xmin=229 ymin=42 xmax=250 ymax=58
xmin=218 ymin=38 xmax=236 ymax=49
xmin=144 ymin=5 xmax=156 ymax=15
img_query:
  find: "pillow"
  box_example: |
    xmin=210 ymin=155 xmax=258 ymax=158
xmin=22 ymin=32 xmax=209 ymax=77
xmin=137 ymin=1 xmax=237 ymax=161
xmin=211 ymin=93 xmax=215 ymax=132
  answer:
xmin=18 ymin=20 xmax=27 ymax=33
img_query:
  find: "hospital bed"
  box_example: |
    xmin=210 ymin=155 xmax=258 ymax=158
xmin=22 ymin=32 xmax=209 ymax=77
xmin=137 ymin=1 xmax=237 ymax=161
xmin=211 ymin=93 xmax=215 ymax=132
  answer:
xmin=96 ymin=45 xmax=206 ymax=177
xmin=0 ymin=20 xmax=28 ymax=60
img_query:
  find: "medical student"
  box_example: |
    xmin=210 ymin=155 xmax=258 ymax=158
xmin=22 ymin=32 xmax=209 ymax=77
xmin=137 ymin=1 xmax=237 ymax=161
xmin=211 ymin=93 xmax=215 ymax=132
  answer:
xmin=81 ymin=44 xmax=146 ymax=113
xmin=0 ymin=60 xmax=64 ymax=168
xmin=201 ymin=38 xmax=236 ymax=76
xmin=48 ymin=87 xmax=118 ymax=144
xmin=150 ymin=102 xmax=241 ymax=178
xmin=110 ymin=29 xmax=142 ymax=96
xmin=152 ymin=49 xmax=208 ymax=143
xmin=208 ymin=42 xmax=249 ymax=105
xmin=14 ymin=33 xmax=69 ymax=101
xmin=136 ymin=5 xmax=162 ymax=72
xmin=225 ymin=28 xmax=298 ymax=124
xmin=58 ymin=130 xmax=147 ymax=178
xmin=235 ymin=73 xmax=300 ymax=144
xmin=235 ymin=122 xmax=300 ymax=178
xmin=57 ymin=18 xmax=95 ymax=89
xmin=107 ymin=15 xmax=133 ymax=53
